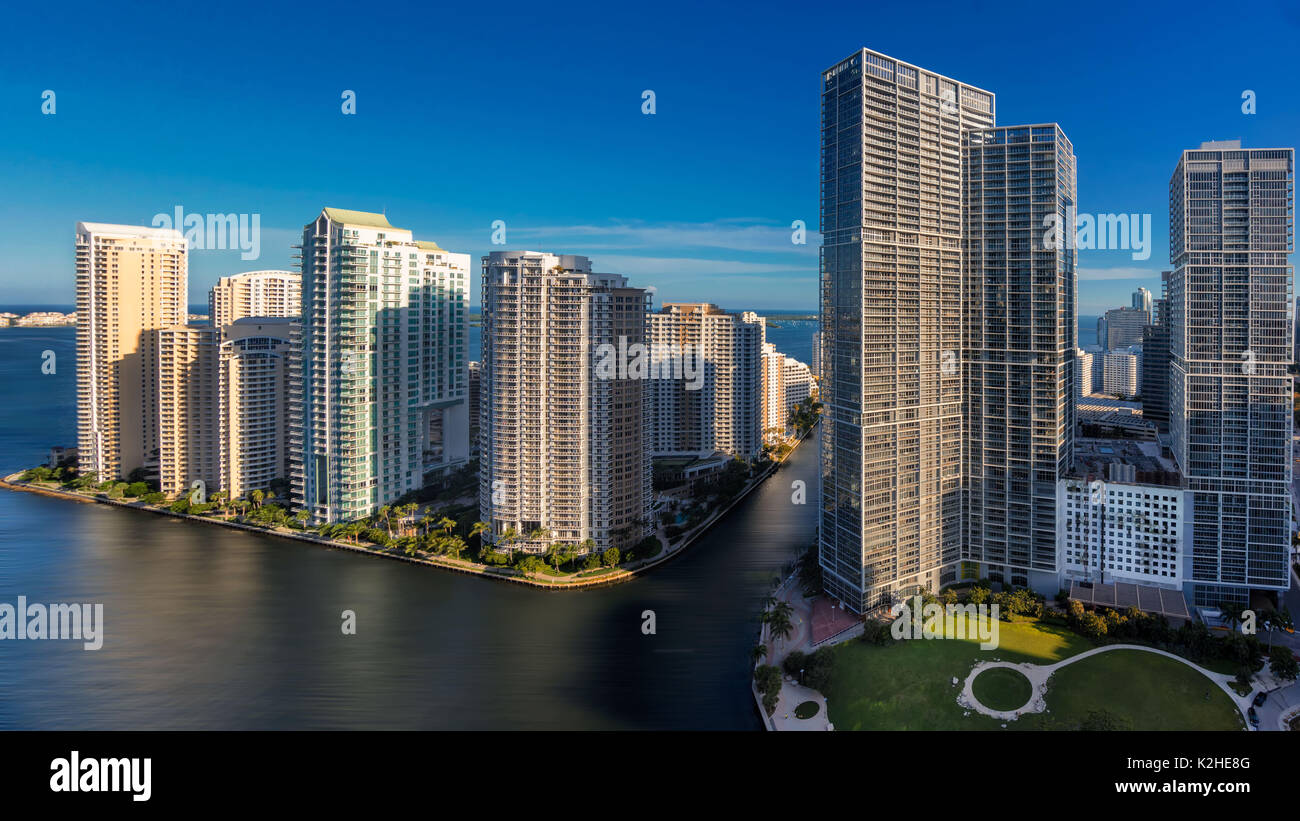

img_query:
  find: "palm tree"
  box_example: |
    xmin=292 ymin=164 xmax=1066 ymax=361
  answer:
xmin=376 ymin=505 xmax=393 ymax=538
xmin=444 ymin=535 xmax=467 ymax=561
xmin=770 ymin=600 xmax=794 ymax=625
xmin=545 ymin=542 xmax=571 ymax=574
xmin=294 ymin=509 xmax=311 ymax=529
xmin=250 ymin=489 xmax=264 ymax=511
xmin=767 ymin=609 xmax=794 ymax=651
xmin=751 ymin=644 xmax=768 ymax=665
xmin=469 ymin=521 xmax=490 ymax=542
xmin=398 ymin=503 xmax=419 ymax=537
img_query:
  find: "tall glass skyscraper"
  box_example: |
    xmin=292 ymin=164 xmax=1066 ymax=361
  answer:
xmin=295 ymin=208 xmax=470 ymax=524
xmin=962 ymin=124 xmax=1077 ymax=592
xmin=1168 ymin=141 xmax=1295 ymax=605
xmin=819 ymin=48 xmax=993 ymax=612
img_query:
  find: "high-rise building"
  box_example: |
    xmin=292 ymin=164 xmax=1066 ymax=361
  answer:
xmin=209 ymin=270 xmax=301 ymax=327
xmin=1101 ymin=351 xmax=1139 ymax=397
xmin=296 ymin=208 xmax=470 ymax=524
xmin=1141 ymin=273 xmax=1172 ymax=431
xmin=962 ymin=124 xmax=1077 ymax=592
xmin=218 ymin=317 xmax=297 ymax=500
xmin=75 ymin=222 xmax=188 ymax=482
xmin=1102 ymin=306 xmax=1150 ymax=350
xmin=1074 ymin=349 xmax=1095 ymax=398
xmin=156 ymin=325 xmax=219 ymax=497
xmin=783 ymin=357 xmax=815 ymax=411
xmin=760 ymin=343 xmax=815 ymax=438
xmin=1169 ymin=140 xmax=1295 ymax=605
xmin=761 ymin=343 xmax=787 ymax=436
xmin=479 ymin=251 xmax=651 ymax=555
xmin=647 ymin=303 xmax=763 ymax=459
xmin=1132 ymin=286 xmax=1153 ymax=313
xmin=819 ymin=48 xmax=993 ymax=611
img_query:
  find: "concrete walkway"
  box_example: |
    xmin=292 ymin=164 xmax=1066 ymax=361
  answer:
xmin=769 ymin=681 xmax=831 ymax=731
xmin=959 ymin=644 xmax=1253 ymax=726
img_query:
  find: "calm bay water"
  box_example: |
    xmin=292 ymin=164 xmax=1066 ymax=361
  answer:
xmin=0 ymin=326 xmax=817 ymax=729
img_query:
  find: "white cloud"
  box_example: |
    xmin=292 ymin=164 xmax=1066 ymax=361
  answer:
xmin=1077 ymin=266 xmax=1162 ymax=281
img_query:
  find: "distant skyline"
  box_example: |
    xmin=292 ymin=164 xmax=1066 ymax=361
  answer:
xmin=2 ymin=0 xmax=1297 ymax=312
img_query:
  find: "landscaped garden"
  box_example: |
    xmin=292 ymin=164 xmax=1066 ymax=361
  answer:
xmin=822 ymin=612 xmax=1246 ymax=731
xmin=820 ymin=614 xmax=1088 ymax=731
xmin=1014 ymin=650 xmax=1243 ymax=731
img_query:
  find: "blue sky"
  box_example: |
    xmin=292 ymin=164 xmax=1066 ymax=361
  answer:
xmin=1 ymin=0 xmax=1297 ymax=313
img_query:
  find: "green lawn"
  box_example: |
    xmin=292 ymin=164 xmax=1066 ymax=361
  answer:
xmin=823 ymin=615 xmax=1088 ymax=731
xmin=1016 ymin=650 xmax=1244 ymax=731
xmin=971 ymin=667 xmax=1033 ymax=712
xmin=823 ymin=615 xmax=1242 ymax=731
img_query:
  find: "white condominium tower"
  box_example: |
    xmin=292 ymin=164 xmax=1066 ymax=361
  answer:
xmin=1168 ymin=141 xmax=1295 ymax=605
xmin=647 ymin=303 xmax=763 ymax=459
xmin=209 ymin=270 xmax=301 ymax=326
xmin=819 ymin=48 xmax=993 ymax=612
xmin=75 ymin=222 xmax=188 ymax=482
xmin=479 ymin=251 xmax=652 ymax=555
xmin=219 ymin=317 xmax=297 ymax=500
xmin=962 ymin=124 xmax=1077 ymax=592
xmin=297 ymin=208 xmax=470 ymax=523
xmin=760 ymin=343 xmax=815 ymax=438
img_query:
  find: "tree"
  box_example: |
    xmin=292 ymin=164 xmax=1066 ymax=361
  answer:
xmin=517 ymin=555 xmax=545 ymax=576
xmin=443 ymin=535 xmax=467 ymax=561
xmin=751 ymin=644 xmax=768 ymax=665
xmin=754 ymin=665 xmax=782 ymax=716
xmin=376 ymin=506 xmax=393 ymax=538
xmin=545 ymin=542 xmax=572 ymax=573
xmin=1268 ymin=646 xmax=1299 ymax=682
xmin=397 ymin=503 xmax=419 ymax=537
xmin=601 ymin=547 xmax=620 ymax=568
xmin=250 ymin=489 xmax=264 ymax=510
xmin=767 ymin=608 xmax=794 ymax=650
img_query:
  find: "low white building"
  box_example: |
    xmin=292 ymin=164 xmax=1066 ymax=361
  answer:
xmin=1057 ymin=478 xmax=1189 ymax=589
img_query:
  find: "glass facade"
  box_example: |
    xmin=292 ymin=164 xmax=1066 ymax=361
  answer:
xmin=961 ymin=125 xmax=1077 ymax=589
xmin=818 ymin=49 xmax=993 ymax=612
xmin=1168 ymin=144 xmax=1295 ymax=598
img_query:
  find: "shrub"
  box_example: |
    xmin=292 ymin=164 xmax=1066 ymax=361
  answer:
xmin=754 ymin=665 xmax=782 ymax=716
xmin=634 ymin=535 xmax=662 ymax=560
